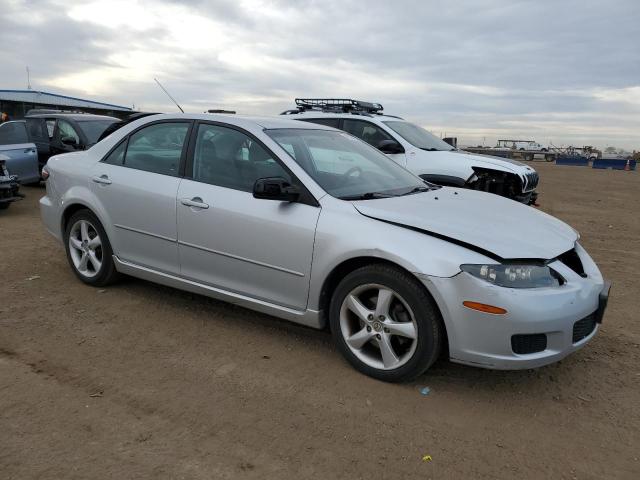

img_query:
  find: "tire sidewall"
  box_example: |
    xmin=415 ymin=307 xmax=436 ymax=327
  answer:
xmin=64 ymin=210 xmax=116 ymax=286
xmin=329 ymin=265 xmax=441 ymax=382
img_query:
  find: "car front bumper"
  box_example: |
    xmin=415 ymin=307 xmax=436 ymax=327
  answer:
xmin=420 ymin=249 xmax=609 ymax=370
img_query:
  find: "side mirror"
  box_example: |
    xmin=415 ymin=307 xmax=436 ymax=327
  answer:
xmin=253 ymin=177 xmax=300 ymax=202
xmin=377 ymin=139 xmax=404 ymax=154
xmin=61 ymin=136 xmax=78 ymax=147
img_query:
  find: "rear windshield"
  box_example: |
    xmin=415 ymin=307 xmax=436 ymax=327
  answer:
xmin=77 ymin=120 xmax=119 ymax=144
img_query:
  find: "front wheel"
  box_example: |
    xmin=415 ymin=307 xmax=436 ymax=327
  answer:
xmin=329 ymin=264 xmax=442 ymax=382
xmin=64 ymin=210 xmax=119 ymax=286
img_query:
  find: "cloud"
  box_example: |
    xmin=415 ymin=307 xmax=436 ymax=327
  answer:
xmin=1 ymin=0 xmax=639 ymax=149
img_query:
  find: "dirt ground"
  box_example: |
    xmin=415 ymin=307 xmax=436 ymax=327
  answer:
xmin=1 ymin=162 xmax=638 ymax=479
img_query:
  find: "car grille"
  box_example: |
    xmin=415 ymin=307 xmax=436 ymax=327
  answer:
xmin=511 ymin=334 xmax=547 ymax=354
xmin=522 ymin=172 xmax=539 ymax=192
xmin=573 ymin=313 xmax=597 ymax=343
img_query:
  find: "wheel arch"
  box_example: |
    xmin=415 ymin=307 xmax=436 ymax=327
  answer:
xmin=317 ymin=257 xmax=449 ymax=353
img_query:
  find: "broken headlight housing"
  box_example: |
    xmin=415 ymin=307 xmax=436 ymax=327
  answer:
xmin=460 ymin=264 xmax=564 ymax=288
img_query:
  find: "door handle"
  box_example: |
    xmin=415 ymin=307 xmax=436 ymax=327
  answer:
xmin=92 ymin=175 xmax=112 ymax=185
xmin=180 ymin=197 xmax=209 ymax=209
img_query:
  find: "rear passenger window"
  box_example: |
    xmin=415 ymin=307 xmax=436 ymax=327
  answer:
xmin=102 ymin=140 xmax=126 ymax=166
xmin=124 ymin=123 xmax=189 ymax=176
xmin=192 ymin=123 xmax=291 ymax=192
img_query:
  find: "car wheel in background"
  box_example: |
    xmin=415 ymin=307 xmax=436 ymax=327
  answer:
xmin=64 ymin=209 xmax=119 ymax=287
xmin=329 ymin=264 xmax=442 ymax=382
xmin=0 ymin=203 xmax=10 ymax=210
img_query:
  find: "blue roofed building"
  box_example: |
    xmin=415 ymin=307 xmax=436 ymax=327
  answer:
xmin=0 ymin=89 xmax=133 ymax=120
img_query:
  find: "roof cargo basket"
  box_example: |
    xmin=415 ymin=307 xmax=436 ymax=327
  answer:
xmin=282 ymin=98 xmax=384 ymax=115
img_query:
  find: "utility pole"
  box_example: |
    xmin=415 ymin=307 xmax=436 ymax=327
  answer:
xmin=26 ymin=66 xmax=32 ymax=90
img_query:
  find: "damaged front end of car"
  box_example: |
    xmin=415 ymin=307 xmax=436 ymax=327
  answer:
xmin=466 ymin=167 xmax=538 ymax=205
xmin=0 ymin=157 xmax=24 ymax=210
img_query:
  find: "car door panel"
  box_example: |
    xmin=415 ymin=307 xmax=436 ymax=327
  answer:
xmin=90 ymin=121 xmax=191 ymax=275
xmin=177 ymin=180 xmax=319 ymax=309
xmin=91 ymin=163 xmax=181 ymax=274
xmin=176 ymin=122 xmax=319 ymax=310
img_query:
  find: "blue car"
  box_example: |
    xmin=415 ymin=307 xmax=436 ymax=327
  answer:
xmin=0 ymin=121 xmax=40 ymax=184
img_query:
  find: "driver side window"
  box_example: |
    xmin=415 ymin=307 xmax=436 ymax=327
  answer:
xmin=192 ymin=123 xmax=291 ymax=192
xmin=57 ymin=120 xmax=80 ymax=144
xmin=342 ymin=119 xmax=393 ymax=148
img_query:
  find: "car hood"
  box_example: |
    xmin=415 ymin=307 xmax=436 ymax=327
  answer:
xmin=426 ymin=150 xmax=535 ymax=173
xmin=353 ymin=187 xmax=577 ymax=260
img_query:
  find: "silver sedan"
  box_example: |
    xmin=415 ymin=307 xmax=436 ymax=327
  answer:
xmin=40 ymin=113 xmax=609 ymax=382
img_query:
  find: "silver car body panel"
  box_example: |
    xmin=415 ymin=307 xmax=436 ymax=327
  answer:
xmin=40 ymin=113 xmax=605 ymax=369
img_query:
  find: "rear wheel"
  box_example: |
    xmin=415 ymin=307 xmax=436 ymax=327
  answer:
xmin=64 ymin=210 xmax=119 ymax=286
xmin=329 ymin=264 xmax=442 ymax=382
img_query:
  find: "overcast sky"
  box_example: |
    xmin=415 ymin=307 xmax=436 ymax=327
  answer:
xmin=2 ymin=0 xmax=639 ymax=149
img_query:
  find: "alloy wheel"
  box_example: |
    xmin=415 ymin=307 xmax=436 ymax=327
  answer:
xmin=68 ymin=219 xmax=103 ymax=278
xmin=339 ymin=283 xmax=418 ymax=370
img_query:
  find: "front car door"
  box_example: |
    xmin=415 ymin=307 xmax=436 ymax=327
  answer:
xmin=51 ymin=119 xmax=83 ymax=155
xmin=176 ymin=121 xmax=320 ymax=310
xmin=91 ymin=120 xmax=192 ymax=275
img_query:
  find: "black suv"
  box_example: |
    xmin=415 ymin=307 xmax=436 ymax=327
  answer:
xmin=25 ymin=112 xmax=119 ymax=171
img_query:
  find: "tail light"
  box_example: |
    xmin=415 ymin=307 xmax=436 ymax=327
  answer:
xmin=41 ymin=165 xmax=50 ymax=181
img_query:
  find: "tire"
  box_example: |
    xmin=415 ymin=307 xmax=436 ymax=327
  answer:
xmin=0 ymin=203 xmax=10 ymax=210
xmin=64 ymin=209 xmax=119 ymax=287
xmin=329 ymin=264 xmax=442 ymax=382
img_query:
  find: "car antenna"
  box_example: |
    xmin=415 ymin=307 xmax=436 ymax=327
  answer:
xmin=154 ymin=77 xmax=184 ymax=113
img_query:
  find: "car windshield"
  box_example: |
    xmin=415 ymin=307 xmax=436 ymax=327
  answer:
xmin=383 ymin=121 xmax=455 ymax=151
xmin=77 ymin=120 xmax=119 ymax=144
xmin=266 ymin=128 xmax=429 ymax=200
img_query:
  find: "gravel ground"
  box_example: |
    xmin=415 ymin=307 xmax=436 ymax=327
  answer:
xmin=1 ymin=162 xmax=638 ymax=479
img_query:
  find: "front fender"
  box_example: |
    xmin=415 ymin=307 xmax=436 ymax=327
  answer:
xmin=307 ymin=200 xmax=494 ymax=311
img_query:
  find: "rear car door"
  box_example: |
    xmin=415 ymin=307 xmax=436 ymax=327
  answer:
xmin=91 ymin=120 xmax=192 ymax=275
xmin=176 ymin=121 xmax=320 ymax=310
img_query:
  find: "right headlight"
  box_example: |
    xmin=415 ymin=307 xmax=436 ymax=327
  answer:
xmin=460 ymin=264 xmax=564 ymax=288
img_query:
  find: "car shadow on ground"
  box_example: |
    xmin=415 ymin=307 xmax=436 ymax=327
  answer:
xmin=111 ymin=275 xmax=579 ymax=396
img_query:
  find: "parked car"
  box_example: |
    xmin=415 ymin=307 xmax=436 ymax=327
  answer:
xmin=25 ymin=112 xmax=119 ymax=172
xmin=0 ymin=121 xmax=40 ymax=184
xmin=0 ymin=154 xmax=23 ymax=210
xmin=282 ymin=99 xmax=539 ymax=205
xmin=40 ymin=113 xmax=610 ymax=382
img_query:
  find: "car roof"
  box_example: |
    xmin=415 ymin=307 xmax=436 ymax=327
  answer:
xmin=26 ymin=113 xmax=119 ymax=122
xmin=131 ymin=113 xmax=338 ymax=131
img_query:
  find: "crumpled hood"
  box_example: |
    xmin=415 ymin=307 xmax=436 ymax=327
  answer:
xmin=447 ymin=151 xmax=535 ymax=173
xmin=353 ymin=187 xmax=577 ymax=260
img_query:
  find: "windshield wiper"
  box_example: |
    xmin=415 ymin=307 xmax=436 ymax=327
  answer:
xmin=398 ymin=186 xmax=431 ymax=196
xmin=340 ymin=192 xmax=395 ymax=200
xmin=420 ymin=147 xmax=440 ymax=151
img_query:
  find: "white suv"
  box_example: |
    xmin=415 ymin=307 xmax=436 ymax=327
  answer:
xmin=282 ymin=99 xmax=539 ymax=204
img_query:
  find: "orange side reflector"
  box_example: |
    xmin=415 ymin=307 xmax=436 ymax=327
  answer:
xmin=463 ymin=301 xmax=507 ymax=315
